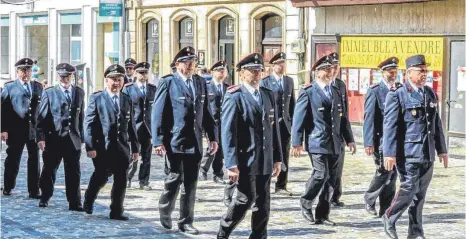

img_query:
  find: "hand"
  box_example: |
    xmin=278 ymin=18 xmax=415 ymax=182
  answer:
xmin=87 ymin=150 xmax=97 ymax=158
xmin=439 ymin=153 xmax=448 ymax=168
xmin=347 ymin=142 xmax=357 ymax=154
xmin=227 ymin=167 xmax=239 ymax=183
xmin=272 ymin=162 xmax=282 ymax=177
xmin=38 ymin=141 xmax=45 ymax=151
xmin=365 ymin=146 xmax=374 ymax=156
xmin=1 ymin=132 xmax=7 ymax=142
xmin=153 ymin=145 xmax=166 ymax=156
xmin=132 ymin=153 xmax=139 ymax=162
xmin=291 ymin=145 xmax=304 ymax=158
xmin=384 ymin=157 xmax=396 ymax=171
xmin=209 ymin=141 xmax=218 ymax=155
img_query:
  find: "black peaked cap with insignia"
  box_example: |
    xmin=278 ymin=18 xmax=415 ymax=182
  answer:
xmin=405 ymin=54 xmax=430 ymax=68
xmin=311 ymin=54 xmax=333 ymax=71
xmin=174 ymin=46 xmax=197 ymax=63
xmin=134 ymin=62 xmax=150 ymax=72
xmin=329 ymin=52 xmax=339 ymax=64
xmin=104 ymin=64 xmax=126 ymax=78
xmin=269 ymin=52 xmax=286 ymax=64
xmin=378 ymin=57 xmax=399 ymax=71
xmin=210 ymin=60 xmax=227 ymax=71
xmin=236 ymin=53 xmax=264 ymax=72
xmin=56 ymin=63 xmax=76 ymax=77
xmin=125 ymin=58 xmax=137 ymax=67
xmin=15 ymin=58 xmax=34 ymax=69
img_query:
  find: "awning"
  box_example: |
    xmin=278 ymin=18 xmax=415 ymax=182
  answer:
xmin=290 ymin=0 xmax=440 ymax=8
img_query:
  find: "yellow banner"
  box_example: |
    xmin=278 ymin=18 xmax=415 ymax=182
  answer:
xmin=340 ymin=36 xmax=444 ymax=71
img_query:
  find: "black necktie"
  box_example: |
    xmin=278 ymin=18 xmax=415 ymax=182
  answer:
xmin=64 ymin=89 xmax=71 ymax=104
xmin=278 ymin=79 xmax=284 ymax=94
xmin=112 ymin=95 xmax=119 ymax=113
xmin=186 ymin=78 xmax=194 ymax=97
xmin=324 ymin=85 xmax=332 ymax=100
xmin=24 ymin=83 xmax=31 ymax=97
xmin=217 ymin=84 xmax=222 ymax=97
xmin=141 ymin=85 xmax=146 ymax=96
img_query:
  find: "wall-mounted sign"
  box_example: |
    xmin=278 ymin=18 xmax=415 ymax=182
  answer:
xmin=226 ymin=18 xmax=234 ymax=36
xmin=340 ymin=36 xmax=444 ymax=71
xmin=198 ymin=50 xmax=206 ymax=66
xmin=99 ymin=0 xmax=122 ymax=17
xmin=185 ymin=19 xmax=193 ymax=36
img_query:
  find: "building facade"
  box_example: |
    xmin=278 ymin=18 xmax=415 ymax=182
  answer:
xmin=0 ymin=0 xmax=124 ymax=100
xmin=291 ymin=0 xmax=465 ymax=138
xmin=127 ymin=0 xmax=302 ymax=85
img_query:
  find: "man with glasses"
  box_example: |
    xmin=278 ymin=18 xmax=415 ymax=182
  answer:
xmin=217 ymin=53 xmax=283 ymax=239
xmin=1 ymin=58 xmax=43 ymax=199
xmin=152 ymin=46 xmax=218 ymax=235
xmin=36 ymin=63 xmax=85 ymax=211
xmin=200 ymin=60 xmax=229 ymax=185
xmin=363 ymin=57 xmax=401 ymax=218
xmin=260 ymin=52 xmax=295 ymax=196
xmin=124 ymin=62 xmax=157 ymax=190
xmin=82 ymin=64 xmax=139 ymax=220
xmin=124 ymin=58 xmax=137 ymax=84
xmin=381 ymin=55 xmax=448 ymax=239
xmin=291 ymin=54 xmax=356 ymax=226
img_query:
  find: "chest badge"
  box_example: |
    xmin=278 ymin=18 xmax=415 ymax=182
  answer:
xmin=411 ymin=109 xmax=417 ymax=116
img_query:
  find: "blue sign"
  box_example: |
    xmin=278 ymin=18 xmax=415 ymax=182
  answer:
xmin=99 ymin=0 xmax=122 ymax=17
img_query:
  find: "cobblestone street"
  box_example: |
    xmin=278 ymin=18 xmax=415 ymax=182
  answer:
xmin=1 ymin=139 xmax=465 ymax=239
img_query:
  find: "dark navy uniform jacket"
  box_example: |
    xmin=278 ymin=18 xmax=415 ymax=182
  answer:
xmin=206 ymin=80 xmax=229 ymax=123
xmin=37 ymin=85 xmax=85 ymax=150
xmin=84 ymin=90 xmax=139 ymax=155
xmin=1 ymin=79 xmax=43 ymax=140
xmin=383 ymin=81 xmax=447 ymax=163
xmin=260 ymin=74 xmax=295 ymax=133
xmin=123 ymin=82 xmax=156 ymax=135
xmin=124 ymin=75 xmax=135 ymax=84
xmin=363 ymin=82 xmax=393 ymax=149
xmin=221 ymin=85 xmax=283 ymax=175
xmin=291 ymin=82 xmax=354 ymax=155
xmin=151 ymin=72 xmax=218 ymax=155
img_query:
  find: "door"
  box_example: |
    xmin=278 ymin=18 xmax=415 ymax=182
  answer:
xmin=448 ymin=41 xmax=466 ymax=135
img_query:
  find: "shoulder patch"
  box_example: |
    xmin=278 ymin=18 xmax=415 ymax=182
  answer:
xmin=147 ymin=82 xmax=156 ymax=87
xmin=370 ymin=84 xmax=379 ymax=89
xmin=391 ymin=82 xmax=403 ymax=91
xmin=301 ymin=82 xmax=312 ymax=89
xmin=5 ymin=80 xmax=14 ymax=84
xmin=124 ymin=82 xmax=133 ymax=87
xmin=92 ymin=90 xmax=102 ymax=94
xmin=44 ymin=86 xmax=54 ymax=90
xmin=206 ymin=80 xmax=212 ymax=84
xmin=227 ymin=85 xmax=241 ymax=93
xmin=260 ymin=86 xmax=272 ymax=91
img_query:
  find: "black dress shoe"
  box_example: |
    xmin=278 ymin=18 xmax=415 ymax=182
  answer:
xmin=160 ymin=216 xmax=172 ymax=229
xmin=28 ymin=193 xmax=41 ymax=199
xmin=407 ymin=236 xmax=425 ymax=239
xmin=365 ymin=203 xmax=377 ymax=216
xmin=3 ymin=189 xmax=11 ymax=196
xmin=127 ymin=181 xmax=132 ymax=188
xmin=331 ymin=200 xmax=345 ymax=207
xmin=139 ymin=185 xmax=153 ymax=191
xmin=69 ymin=205 xmax=85 ymax=212
xmin=213 ymin=176 xmax=226 ymax=184
xmin=314 ymin=218 xmax=337 ymax=226
xmin=38 ymin=200 xmax=48 ymax=207
xmin=301 ymin=207 xmax=314 ymax=223
xmin=109 ymin=213 xmax=129 ymax=220
xmin=178 ymin=224 xmax=199 ymax=235
xmin=382 ymin=214 xmax=398 ymax=239
xmin=83 ymin=202 xmax=93 ymax=214
xmin=275 ymin=188 xmax=294 ymax=196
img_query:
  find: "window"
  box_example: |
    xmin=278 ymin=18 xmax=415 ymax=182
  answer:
xmin=179 ymin=17 xmax=194 ymax=50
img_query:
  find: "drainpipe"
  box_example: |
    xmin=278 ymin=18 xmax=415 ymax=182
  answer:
xmin=119 ymin=0 xmax=126 ymax=64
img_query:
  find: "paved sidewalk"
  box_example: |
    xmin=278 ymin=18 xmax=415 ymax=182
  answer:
xmin=1 ymin=143 xmax=465 ymax=238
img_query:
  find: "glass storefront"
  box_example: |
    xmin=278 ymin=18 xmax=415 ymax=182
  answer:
xmin=22 ymin=15 xmax=49 ymax=82
xmin=96 ymin=15 xmax=120 ymax=90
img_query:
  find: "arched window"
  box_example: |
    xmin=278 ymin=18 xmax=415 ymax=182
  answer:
xmin=261 ymin=14 xmax=282 ymax=70
xmin=218 ymin=16 xmax=235 ymax=84
xmin=179 ymin=17 xmax=194 ymax=49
